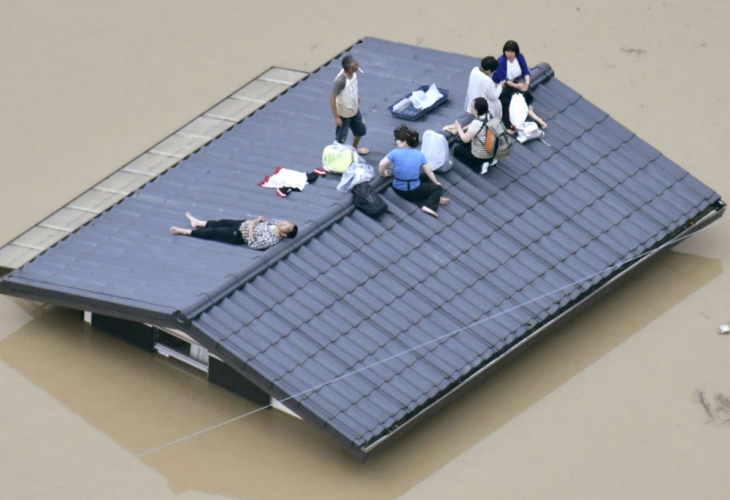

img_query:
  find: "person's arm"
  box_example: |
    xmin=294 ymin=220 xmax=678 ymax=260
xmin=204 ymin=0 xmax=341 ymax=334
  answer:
xmin=421 ymin=163 xmax=440 ymax=186
xmin=485 ymin=78 xmax=502 ymax=100
xmin=247 ymin=223 xmax=277 ymax=251
xmin=492 ymin=56 xmax=507 ymax=83
xmin=379 ymin=156 xmax=393 ymax=177
xmin=248 ymin=216 xmax=265 ymax=241
xmin=454 ymin=119 xmax=477 ymax=143
xmin=505 ymin=79 xmax=522 ymax=90
xmin=519 ymin=54 xmax=531 ymax=92
xmin=330 ymin=76 xmax=346 ymax=126
xmin=329 ymin=95 xmax=342 ymax=127
xmin=518 ymin=53 xmax=531 ymax=78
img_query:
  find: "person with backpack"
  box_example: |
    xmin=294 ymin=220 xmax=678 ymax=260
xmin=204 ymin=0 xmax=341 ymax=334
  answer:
xmin=453 ymin=97 xmax=499 ymax=174
xmin=378 ymin=126 xmax=450 ymax=218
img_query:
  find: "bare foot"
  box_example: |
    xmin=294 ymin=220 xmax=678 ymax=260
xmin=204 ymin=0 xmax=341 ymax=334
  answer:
xmin=356 ymin=148 xmax=370 ymax=155
xmin=439 ymin=197 xmax=450 ymax=205
xmin=507 ymin=129 xmax=516 ymax=135
xmin=185 ymin=211 xmax=206 ymax=228
xmin=421 ymin=206 xmax=439 ymax=218
xmin=170 ymin=227 xmax=191 ymax=236
xmin=538 ymin=119 xmax=548 ymax=130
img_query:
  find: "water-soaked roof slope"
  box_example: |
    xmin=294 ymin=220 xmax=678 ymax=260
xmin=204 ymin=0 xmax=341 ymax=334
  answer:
xmin=0 ymin=38 xmax=722 ymax=458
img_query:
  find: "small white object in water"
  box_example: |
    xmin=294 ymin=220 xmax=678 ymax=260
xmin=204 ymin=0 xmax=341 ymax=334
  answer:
xmin=720 ymin=324 xmax=730 ymax=335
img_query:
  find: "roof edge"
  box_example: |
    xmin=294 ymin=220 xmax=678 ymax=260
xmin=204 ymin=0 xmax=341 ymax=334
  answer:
xmin=530 ymin=62 xmax=554 ymax=87
xmin=0 ymin=277 xmax=178 ymax=328
xmin=360 ymin=202 xmax=725 ymax=456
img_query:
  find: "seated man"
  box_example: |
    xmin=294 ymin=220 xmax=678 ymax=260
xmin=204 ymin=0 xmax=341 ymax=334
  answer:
xmin=465 ymin=56 xmax=504 ymax=119
xmin=170 ymin=212 xmax=297 ymax=250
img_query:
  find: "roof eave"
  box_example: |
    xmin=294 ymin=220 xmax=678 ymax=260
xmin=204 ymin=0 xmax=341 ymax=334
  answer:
xmin=358 ymin=201 xmax=725 ymax=458
xmin=0 ymin=277 xmax=178 ymax=329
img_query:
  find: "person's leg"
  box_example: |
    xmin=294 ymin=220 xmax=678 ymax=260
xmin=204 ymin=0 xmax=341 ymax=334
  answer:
xmin=527 ymin=106 xmax=547 ymax=129
xmin=185 ymin=212 xmax=206 ymax=228
xmin=453 ymin=142 xmax=483 ymax=168
xmin=203 ymin=219 xmax=244 ymax=228
xmin=420 ymin=184 xmax=444 ymax=212
xmin=454 ymin=142 xmax=492 ymax=174
xmin=349 ymin=110 xmax=369 ymax=155
xmin=499 ymin=87 xmax=513 ymax=130
xmin=335 ymin=116 xmax=352 ymax=144
xmin=189 ymin=223 xmax=244 ymax=244
xmin=397 ymin=183 xmax=442 ymax=217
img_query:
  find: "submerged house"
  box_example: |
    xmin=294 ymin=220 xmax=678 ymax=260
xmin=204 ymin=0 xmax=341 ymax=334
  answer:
xmin=0 ymin=38 xmax=723 ymax=459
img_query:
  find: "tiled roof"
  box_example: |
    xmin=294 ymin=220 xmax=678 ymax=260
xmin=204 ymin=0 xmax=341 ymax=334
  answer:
xmin=0 ymin=38 xmax=722 ymax=457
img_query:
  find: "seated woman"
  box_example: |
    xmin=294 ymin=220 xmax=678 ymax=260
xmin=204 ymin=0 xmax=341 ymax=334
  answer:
xmin=170 ymin=212 xmax=297 ymax=250
xmin=492 ymin=40 xmax=547 ymax=132
xmin=453 ymin=97 xmax=494 ymax=175
xmin=379 ymin=126 xmax=450 ymax=218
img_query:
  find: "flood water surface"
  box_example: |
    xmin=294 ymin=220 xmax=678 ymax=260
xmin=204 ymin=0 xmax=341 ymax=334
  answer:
xmin=2 ymin=1 xmax=730 ymax=499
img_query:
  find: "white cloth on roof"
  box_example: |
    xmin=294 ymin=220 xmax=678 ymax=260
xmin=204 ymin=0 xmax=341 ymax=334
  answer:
xmin=258 ymin=167 xmax=308 ymax=190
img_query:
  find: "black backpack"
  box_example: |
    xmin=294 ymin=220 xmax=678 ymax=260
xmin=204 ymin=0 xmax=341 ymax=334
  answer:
xmin=351 ymin=182 xmax=387 ymax=218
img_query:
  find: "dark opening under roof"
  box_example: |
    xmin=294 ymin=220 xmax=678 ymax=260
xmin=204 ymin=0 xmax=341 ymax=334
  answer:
xmin=0 ymin=38 xmax=723 ymax=458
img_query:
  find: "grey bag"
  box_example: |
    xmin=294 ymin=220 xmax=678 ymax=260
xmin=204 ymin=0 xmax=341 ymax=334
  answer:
xmin=477 ymin=113 xmax=512 ymax=161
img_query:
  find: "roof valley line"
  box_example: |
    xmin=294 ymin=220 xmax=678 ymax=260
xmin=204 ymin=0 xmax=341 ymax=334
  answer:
xmin=0 ymin=38 xmax=724 ymax=459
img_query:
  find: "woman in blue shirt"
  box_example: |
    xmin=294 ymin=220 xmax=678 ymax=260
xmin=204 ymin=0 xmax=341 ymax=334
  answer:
xmin=379 ymin=126 xmax=450 ymax=218
xmin=492 ymin=40 xmax=547 ymax=131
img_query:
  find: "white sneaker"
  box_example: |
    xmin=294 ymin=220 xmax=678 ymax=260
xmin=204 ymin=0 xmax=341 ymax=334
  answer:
xmin=481 ymin=158 xmax=498 ymax=175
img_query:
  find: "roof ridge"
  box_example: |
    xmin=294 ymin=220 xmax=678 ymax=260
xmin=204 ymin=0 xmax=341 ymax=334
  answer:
xmin=175 ymin=176 xmax=393 ymax=324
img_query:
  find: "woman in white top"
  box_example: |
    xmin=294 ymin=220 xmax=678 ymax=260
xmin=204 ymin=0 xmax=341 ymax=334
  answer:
xmin=453 ymin=97 xmax=494 ymax=175
xmin=492 ymin=40 xmax=547 ymax=132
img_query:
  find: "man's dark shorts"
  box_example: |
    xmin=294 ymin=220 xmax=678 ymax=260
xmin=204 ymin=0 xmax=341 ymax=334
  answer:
xmin=335 ymin=110 xmax=366 ymax=144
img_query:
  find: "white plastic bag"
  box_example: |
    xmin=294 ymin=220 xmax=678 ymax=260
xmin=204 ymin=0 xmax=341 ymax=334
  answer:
xmin=337 ymin=162 xmax=375 ymax=192
xmin=409 ymin=84 xmax=443 ymax=110
xmin=409 ymin=90 xmax=427 ymax=109
xmin=516 ymin=121 xmax=544 ymax=144
xmin=509 ymin=92 xmax=529 ymax=128
xmin=392 ymin=97 xmax=412 ymax=113
xmin=421 ymin=130 xmax=452 ymax=172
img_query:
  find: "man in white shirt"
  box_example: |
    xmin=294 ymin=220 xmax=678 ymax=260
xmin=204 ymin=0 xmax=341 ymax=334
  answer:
xmin=329 ymin=55 xmax=369 ymax=155
xmin=464 ymin=56 xmax=505 ymax=118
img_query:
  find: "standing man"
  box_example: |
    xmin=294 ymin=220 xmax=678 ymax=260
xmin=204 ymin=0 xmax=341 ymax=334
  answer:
xmin=330 ymin=55 xmax=369 ymax=155
xmin=464 ymin=56 xmax=505 ymax=119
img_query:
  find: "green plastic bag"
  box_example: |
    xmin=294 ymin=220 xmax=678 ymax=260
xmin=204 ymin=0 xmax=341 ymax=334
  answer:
xmin=322 ymin=142 xmax=354 ymax=173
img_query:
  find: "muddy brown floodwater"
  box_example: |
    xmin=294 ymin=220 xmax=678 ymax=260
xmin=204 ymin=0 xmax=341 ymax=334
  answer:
xmin=1 ymin=1 xmax=729 ymax=499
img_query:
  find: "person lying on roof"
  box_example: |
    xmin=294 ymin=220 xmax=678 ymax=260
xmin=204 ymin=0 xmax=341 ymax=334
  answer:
xmin=170 ymin=212 xmax=297 ymax=250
